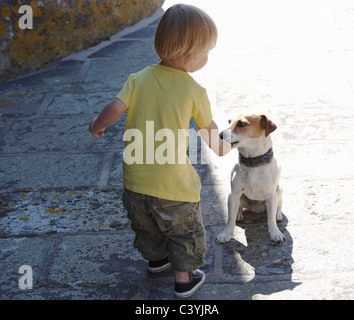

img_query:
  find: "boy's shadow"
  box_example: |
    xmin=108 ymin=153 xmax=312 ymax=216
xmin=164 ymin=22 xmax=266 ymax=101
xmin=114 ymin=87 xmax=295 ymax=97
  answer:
xmin=222 ymin=210 xmax=300 ymax=298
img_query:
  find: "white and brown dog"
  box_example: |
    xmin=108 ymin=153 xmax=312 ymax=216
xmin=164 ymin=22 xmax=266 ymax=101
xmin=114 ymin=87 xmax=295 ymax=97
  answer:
xmin=216 ymin=114 xmax=284 ymax=243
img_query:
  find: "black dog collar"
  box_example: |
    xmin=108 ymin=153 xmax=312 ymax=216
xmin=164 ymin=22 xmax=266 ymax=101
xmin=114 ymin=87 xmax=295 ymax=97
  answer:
xmin=239 ymin=147 xmax=273 ymax=167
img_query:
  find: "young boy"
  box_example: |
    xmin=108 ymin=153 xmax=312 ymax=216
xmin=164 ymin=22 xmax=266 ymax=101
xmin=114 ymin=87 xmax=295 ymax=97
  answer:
xmin=89 ymin=4 xmax=230 ymax=298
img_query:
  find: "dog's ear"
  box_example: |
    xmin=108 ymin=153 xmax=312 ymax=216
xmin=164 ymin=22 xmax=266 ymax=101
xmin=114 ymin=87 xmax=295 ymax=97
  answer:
xmin=260 ymin=115 xmax=277 ymax=137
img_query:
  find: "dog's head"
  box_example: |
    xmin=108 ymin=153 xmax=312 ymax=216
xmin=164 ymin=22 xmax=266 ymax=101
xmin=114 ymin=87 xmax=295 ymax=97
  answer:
xmin=220 ymin=114 xmax=277 ymax=149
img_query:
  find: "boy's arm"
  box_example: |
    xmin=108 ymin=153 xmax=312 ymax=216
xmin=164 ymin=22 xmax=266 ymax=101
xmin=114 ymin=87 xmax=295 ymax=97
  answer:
xmin=89 ymin=98 xmax=127 ymax=139
xmin=198 ymin=120 xmax=231 ymax=156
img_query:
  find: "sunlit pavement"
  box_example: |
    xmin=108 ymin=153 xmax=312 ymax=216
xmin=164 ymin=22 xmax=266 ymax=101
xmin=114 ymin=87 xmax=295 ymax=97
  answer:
xmin=1 ymin=0 xmax=354 ymax=300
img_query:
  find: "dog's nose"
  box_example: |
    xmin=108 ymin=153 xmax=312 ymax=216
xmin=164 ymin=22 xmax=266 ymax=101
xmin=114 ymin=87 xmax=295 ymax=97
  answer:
xmin=219 ymin=132 xmax=224 ymax=140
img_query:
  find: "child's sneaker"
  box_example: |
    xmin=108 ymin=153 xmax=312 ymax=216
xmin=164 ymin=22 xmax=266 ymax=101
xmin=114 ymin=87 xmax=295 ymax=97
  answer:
xmin=174 ymin=269 xmax=206 ymax=298
xmin=148 ymin=257 xmax=171 ymax=273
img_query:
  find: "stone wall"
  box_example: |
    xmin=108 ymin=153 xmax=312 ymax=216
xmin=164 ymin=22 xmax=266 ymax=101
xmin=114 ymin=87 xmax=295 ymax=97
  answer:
xmin=0 ymin=0 xmax=163 ymax=81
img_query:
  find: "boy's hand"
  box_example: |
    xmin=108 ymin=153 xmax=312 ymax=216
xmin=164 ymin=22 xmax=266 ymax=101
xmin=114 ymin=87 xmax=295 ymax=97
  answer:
xmin=89 ymin=118 xmax=105 ymax=139
xmin=89 ymin=98 xmax=127 ymax=139
xmin=198 ymin=120 xmax=231 ymax=157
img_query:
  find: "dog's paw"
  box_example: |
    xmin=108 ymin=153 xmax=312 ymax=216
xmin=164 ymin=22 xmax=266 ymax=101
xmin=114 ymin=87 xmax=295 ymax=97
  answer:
xmin=216 ymin=230 xmax=233 ymax=244
xmin=269 ymin=228 xmax=285 ymax=242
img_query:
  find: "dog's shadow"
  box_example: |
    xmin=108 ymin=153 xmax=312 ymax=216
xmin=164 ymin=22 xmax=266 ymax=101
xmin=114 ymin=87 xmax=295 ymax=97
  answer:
xmin=222 ymin=211 xmax=300 ymax=298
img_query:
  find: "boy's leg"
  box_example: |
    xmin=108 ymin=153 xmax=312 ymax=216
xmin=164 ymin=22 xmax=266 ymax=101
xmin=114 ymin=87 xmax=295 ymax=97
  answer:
xmin=152 ymin=200 xmax=206 ymax=297
xmin=153 ymin=201 xmax=206 ymax=272
xmin=175 ymin=271 xmax=190 ymax=282
xmin=122 ymin=189 xmax=169 ymax=263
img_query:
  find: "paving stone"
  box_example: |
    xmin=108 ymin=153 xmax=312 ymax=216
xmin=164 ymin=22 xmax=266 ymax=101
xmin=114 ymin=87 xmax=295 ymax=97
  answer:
xmin=46 ymin=90 xmax=118 ymax=115
xmin=0 ymin=153 xmax=104 ymax=190
xmin=0 ymin=188 xmax=128 ymax=237
xmin=0 ymin=116 xmax=126 ymax=153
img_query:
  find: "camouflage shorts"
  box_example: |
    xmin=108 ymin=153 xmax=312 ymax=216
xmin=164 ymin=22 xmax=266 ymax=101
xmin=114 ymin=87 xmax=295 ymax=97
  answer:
xmin=122 ymin=188 xmax=206 ymax=272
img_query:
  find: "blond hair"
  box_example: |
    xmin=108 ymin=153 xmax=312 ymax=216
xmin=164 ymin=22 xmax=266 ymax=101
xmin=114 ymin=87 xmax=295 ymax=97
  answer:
xmin=154 ymin=4 xmax=218 ymax=65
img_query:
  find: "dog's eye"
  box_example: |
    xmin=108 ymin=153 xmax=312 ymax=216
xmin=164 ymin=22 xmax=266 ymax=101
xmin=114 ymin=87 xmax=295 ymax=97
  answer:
xmin=236 ymin=121 xmax=248 ymax=128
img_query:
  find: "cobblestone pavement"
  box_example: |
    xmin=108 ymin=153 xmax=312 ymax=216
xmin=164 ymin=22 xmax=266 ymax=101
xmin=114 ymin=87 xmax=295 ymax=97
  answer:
xmin=1 ymin=0 xmax=354 ymax=300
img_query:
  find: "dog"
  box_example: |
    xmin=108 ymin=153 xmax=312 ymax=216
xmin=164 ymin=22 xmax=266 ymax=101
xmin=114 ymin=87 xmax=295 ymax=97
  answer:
xmin=216 ymin=113 xmax=284 ymax=243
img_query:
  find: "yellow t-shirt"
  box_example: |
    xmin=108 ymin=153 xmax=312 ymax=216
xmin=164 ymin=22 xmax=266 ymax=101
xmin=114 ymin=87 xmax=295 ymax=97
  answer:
xmin=116 ymin=64 xmax=212 ymax=202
